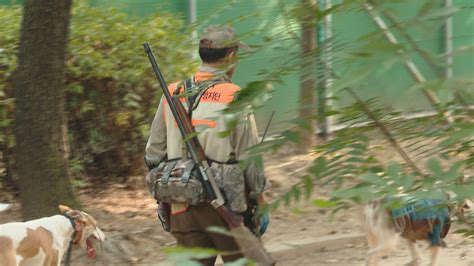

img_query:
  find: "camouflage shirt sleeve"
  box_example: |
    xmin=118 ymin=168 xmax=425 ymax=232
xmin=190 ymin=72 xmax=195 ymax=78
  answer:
xmin=231 ymin=113 xmax=266 ymax=198
xmin=145 ymin=96 xmax=167 ymax=165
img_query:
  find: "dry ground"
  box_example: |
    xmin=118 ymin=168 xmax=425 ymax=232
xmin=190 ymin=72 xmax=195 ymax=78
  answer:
xmin=1 ymin=150 xmax=473 ymax=265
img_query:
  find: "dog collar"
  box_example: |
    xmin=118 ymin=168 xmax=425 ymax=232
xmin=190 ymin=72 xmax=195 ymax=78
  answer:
xmin=63 ymin=214 xmax=83 ymax=245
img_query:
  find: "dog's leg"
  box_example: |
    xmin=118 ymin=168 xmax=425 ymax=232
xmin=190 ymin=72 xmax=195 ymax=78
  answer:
xmin=429 ymin=245 xmax=440 ymax=266
xmin=364 ymin=201 xmax=401 ymax=266
xmin=406 ymin=240 xmax=420 ymax=266
xmin=365 ymin=224 xmax=381 ymax=266
xmin=366 ymin=249 xmax=379 ymax=266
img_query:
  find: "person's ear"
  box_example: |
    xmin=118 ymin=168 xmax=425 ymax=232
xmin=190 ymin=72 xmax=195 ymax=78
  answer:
xmin=225 ymin=50 xmax=239 ymax=65
xmin=226 ymin=49 xmax=237 ymax=59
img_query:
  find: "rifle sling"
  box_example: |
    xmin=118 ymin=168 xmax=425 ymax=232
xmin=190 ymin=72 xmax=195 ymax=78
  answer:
xmin=160 ymin=161 xmax=177 ymax=184
xmin=181 ymin=161 xmax=195 ymax=184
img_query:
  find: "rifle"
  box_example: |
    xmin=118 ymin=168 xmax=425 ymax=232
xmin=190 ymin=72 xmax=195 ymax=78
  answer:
xmin=143 ymin=42 xmax=274 ymax=265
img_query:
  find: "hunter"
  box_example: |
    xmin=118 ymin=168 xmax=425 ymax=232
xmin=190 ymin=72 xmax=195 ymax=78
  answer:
xmin=145 ymin=25 xmax=269 ymax=265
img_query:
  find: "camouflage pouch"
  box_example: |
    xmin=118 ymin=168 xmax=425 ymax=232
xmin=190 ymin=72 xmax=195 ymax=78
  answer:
xmin=145 ymin=161 xmax=165 ymax=194
xmin=210 ymin=162 xmax=247 ymax=213
xmin=145 ymin=160 xmax=247 ymax=212
xmin=146 ymin=160 xmax=205 ymax=205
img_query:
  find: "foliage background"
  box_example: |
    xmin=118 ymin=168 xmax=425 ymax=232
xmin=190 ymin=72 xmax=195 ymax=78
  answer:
xmin=0 ymin=3 xmax=197 ymax=180
xmin=0 ymin=0 xmax=472 ymax=235
xmin=218 ymin=0 xmax=474 ymax=238
xmin=0 ymin=0 xmax=472 ymax=263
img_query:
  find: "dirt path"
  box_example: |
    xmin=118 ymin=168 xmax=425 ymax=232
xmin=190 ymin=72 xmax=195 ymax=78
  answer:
xmin=1 ymin=152 xmax=473 ymax=265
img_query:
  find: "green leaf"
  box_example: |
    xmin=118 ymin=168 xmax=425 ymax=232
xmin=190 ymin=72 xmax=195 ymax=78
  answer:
xmin=312 ymin=199 xmax=337 ymax=208
xmin=386 ymin=163 xmax=401 ymax=180
xmin=302 ymin=175 xmax=313 ymax=199
xmin=401 ymin=174 xmax=415 ymax=191
xmin=357 ymin=173 xmax=385 ymax=186
xmin=281 ymin=130 xmax=300 ymax=143
xmin=225 ymin=258 xmax=255 ymax=266
xmin=330 ymin=185 xmax=374 ymax=202
xmin=332 ymin=66 xmax=373 ymax=92
xmin=291 ymin=185 xmax=302 ymax=202
xmin=423 ymin=6 xmax=460 ymax=20
xmin=346 ymin=157 xmax=366 ymax=163
xmin=283 ymin=192 xmax=291 ymax=206
xmin=67 ymin=83 xmax=84 ymax=95
xmin=438 ymin=127 xmax=474 ymax=148
xmin=347 ymin=150 xmax=364 ymax=156
xmin=426 ymin=158 xmax=443 ymax=177
xmin=71 ymin=179 xmax=87 ymax=188
xmin=441 ymin=160 xmax=464 ymax=183
xmin=163 ymin=246 xmax=217 ymax=266
xmin=446 ymin=184 xmax=474 ymax=199
xmin=453 ymin=229 xmax=474 ymax=237
xmin=310 ymin=156 xmax=327 ymax=177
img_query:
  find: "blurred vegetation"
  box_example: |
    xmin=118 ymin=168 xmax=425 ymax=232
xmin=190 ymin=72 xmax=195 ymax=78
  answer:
xmin=152 ymin=0 xmax=474 ymax=260
xmin=0 ymin=0 xmax=472 ymax=263
xmin=0 ymin=3 xmax=197 ymax=179
xmin=224 ymin=0 xmax=474 ymax=239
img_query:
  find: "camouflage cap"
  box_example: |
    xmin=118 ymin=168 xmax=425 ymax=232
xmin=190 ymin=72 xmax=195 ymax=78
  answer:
xmin=199 ymin=25 xmax=248 ymax=50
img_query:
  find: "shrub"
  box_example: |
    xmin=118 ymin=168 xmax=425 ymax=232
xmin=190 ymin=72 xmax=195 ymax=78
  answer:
xmin=0 ymin=4 xmax=197 ymax=179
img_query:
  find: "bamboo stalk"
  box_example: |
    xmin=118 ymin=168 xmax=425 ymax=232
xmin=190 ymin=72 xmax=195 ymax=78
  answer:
xmin=363 ymin=2 xmax=452 ymax=124
xmin=379 ymin=9 xmax=443 ymax=76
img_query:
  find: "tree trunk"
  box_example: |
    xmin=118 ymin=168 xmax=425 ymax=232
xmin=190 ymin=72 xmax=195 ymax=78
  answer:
xmin=298 ymin=0 xmax=317 ymax=151
xmin=14 ymin=0 xmax=78 ymax=220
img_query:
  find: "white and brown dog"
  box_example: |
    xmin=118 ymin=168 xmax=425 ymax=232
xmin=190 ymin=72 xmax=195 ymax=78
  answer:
xmin=364 ymin=197 xmax=473 ymax=266
xmin=0 ymin=205 xmax=105 ymax=266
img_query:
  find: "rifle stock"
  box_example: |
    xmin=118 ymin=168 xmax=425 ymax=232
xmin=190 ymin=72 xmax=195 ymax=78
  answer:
xmin=144 ymin=42 xmax=274 ymax=265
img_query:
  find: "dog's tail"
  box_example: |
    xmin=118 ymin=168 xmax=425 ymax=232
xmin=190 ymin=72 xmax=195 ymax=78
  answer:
xmin=363 ymin=201 xmax=380 ymax=230
xmin=0 ymin=203 xmax=12 ymax=212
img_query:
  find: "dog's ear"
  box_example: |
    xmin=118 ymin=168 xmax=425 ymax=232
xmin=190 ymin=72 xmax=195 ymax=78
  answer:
xmin=463 ymin=199 xmax=473 ymax=209
xmin=59 ymin=205 xmax=72 ymax=213
xmin=78 ymin=211 xmax=98 ymax=227
xmin=455 ymin=199 xmax=473 ymax=217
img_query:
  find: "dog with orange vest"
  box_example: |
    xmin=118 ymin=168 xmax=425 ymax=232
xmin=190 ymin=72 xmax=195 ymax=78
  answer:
xmin=0 ymin=205 xmax=105 ymax=266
